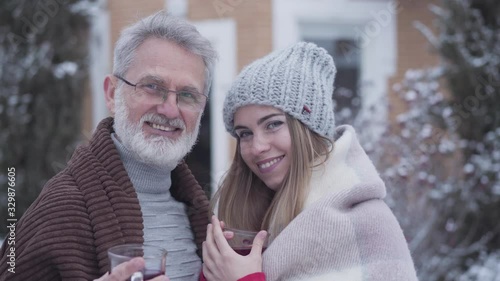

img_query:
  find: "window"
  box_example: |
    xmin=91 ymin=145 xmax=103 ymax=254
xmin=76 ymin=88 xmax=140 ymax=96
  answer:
xmin=302 ymin=37 xmax=361 ymax=125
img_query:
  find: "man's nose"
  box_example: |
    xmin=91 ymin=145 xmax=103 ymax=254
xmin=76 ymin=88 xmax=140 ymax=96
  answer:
xmin=156 ymin=92 xmax=180 ymax=119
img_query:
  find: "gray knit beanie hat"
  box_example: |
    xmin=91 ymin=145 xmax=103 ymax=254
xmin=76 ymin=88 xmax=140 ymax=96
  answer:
xmin=223 ymin=41 xmax=336 ymax=139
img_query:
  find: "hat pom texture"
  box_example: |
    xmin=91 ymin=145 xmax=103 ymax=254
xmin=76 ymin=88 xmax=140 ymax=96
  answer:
xmin=223 ymin=42 xmax=337 ymax=139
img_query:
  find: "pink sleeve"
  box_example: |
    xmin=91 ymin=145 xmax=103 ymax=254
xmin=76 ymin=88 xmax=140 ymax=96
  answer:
xmin=200 ymin=269 xmax=265 ymax=281
xmin=238 ymin=272 xmax=266 ymax=281
xmin=199 ymin=269 xmax=207 ymax=281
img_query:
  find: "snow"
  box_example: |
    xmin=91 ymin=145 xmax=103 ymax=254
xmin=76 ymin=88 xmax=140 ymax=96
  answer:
xmin=442 ymin=107 xmax=453 ymax=118
xmin=53 ymin=62 xmax=78 ymax=79
xmin=427 ymin=175 xmax=436 ymax=184
xmin=397 ymin=166 xmax=408 ymax=177
xmin=401 ymin=128 xmax=410 ymax=138
xmin=438 ymin=139 xmax=456 ymax=153
xmin=480 ymin=176 xmax=489 ymax=185
xmin=420 ymin=124 xmax=433 ymax=139
xmin=7 ymin=95 xmax=19 ymax=106
xmin=493 ymin=151 xmax=500 ymax=160
xmin=494 ymin=185 xmax=500 ymax=196
xmin=463 ymin=163 xmax=474 ymax=174
xmin=445 ymin=218 xmax=456 ymax=232
xmin=70 ymin=0 xmax=99 ymax=16
xmin=356 ymin=2 xmax=500 ymax=277
xmin=405 ymin=90 xmax=417 ymax=101
xmin=459 ymin=251 xmax=500 ymax=281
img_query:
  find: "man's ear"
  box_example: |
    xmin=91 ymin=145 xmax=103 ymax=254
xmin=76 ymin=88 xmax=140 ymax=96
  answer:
xmin=104 ymin=75 xmax=117 ymax=115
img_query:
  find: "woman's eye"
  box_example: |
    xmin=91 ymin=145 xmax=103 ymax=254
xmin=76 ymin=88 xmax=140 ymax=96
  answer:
xmin=237 ymin=131 xmax=251 ymax=139
xmin=267 ymin=121 xmax=284 ymax=130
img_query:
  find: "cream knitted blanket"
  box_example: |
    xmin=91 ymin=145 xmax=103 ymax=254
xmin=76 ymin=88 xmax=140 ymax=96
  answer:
xmin=262 ymin=125 xmax=418 ymax=281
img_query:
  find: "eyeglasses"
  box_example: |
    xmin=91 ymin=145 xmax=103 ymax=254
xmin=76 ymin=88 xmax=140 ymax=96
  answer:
xmin=114 ymin=75 xmax=207 ymax=113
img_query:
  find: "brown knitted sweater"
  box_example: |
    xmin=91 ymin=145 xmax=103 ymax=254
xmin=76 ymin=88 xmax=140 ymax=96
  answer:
xmin=0 ymin=117 xmax=210 ymax=281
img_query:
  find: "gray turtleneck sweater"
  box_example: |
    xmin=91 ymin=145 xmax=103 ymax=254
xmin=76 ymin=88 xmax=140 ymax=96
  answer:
xmin=112 ymin=134 xmax=201 ymax=281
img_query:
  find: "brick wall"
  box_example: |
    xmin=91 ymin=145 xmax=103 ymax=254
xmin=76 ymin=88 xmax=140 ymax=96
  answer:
xmin=95 ymin=0 xmax=441 ymax=146
xmin=108 ymin=0 xmax=165 ymax=63
xmin=102 ymin=0 xmax=440 ymax=120
xmin=81 ymin=1 xmax=164 ymax=133
xmin=387 ymin=0 xmax=439 ymax=122
xmin=104 ymin=0 xmax=272 ymax=73
xmin=189 ymin=0 xmax=272 ymax=71
xmin=188 ymin=0 xmax=273 ymax=155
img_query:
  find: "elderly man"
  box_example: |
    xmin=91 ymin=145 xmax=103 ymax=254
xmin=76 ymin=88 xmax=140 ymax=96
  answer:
xmin=0 ymin=11 xmax=216 ymax=281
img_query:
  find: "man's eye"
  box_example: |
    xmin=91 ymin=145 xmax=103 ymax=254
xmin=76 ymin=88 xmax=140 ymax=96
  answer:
xmin=139 ymin=83 xmax=163 ymax=96
xmin=178 ymin=91 xmax=196 ymax=101
xmin=144 ymin=83 xmax=160 ymax=91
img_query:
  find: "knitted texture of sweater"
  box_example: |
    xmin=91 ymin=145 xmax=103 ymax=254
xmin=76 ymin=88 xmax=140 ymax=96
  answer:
xmin=0 ymin=117 xmax=210 ymax=281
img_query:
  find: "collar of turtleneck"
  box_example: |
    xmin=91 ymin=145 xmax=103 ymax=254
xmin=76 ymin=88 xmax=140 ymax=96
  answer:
xmin=111 ymin=133 xmax=173 ymax=194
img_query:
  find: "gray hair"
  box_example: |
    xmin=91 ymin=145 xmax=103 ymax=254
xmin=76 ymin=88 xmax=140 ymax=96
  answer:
xmin=113 ymin=10 xmax=217 ymax=96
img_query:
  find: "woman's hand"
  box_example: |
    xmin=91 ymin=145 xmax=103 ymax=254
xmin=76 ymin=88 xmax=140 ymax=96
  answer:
xmin=94 ymin=257 xmax=169 ymax=281
xmin=202 ymin=216 xmax=267 ymax=281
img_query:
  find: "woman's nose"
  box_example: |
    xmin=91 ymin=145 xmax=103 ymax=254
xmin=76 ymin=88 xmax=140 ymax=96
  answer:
xmin=251 ymin=134 xmax=271 ymax=155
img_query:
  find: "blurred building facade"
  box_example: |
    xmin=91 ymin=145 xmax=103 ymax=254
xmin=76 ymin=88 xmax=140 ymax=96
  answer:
xmin=86 ymin=0 xmax=438 ymax=195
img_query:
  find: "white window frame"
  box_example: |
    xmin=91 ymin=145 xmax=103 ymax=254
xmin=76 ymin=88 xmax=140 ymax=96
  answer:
xmin=273 ymin=0 xmax=397 ymax=137
xmin=90 ymin=0 xmax=111 ymax=130
xmin=193 ymin=19 xmax=237 ymax=196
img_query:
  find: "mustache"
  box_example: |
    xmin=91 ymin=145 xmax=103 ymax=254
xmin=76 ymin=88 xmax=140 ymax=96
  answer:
xmin=140 ymin=113 xmax=186 ymax=129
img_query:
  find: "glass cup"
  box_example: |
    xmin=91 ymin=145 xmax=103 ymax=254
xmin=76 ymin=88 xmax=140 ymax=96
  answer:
xmin=108 ymin=244 xmax=167 ymax=281
xmin=224 ymin=227 xmax=269 ymax=256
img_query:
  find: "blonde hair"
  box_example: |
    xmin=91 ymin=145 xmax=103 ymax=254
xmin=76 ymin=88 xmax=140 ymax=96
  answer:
xmin=212 ymin=115 xmax=333 ymax=239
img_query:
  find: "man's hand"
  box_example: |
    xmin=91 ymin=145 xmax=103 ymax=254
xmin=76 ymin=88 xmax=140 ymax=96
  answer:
xmin=94 ymin=257 xmax=169 ymax=281
xmin=202 ymin=216 xmax=267 ymax=281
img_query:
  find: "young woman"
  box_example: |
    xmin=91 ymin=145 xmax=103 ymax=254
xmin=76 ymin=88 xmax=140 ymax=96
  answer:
xmin=201 ymin=42 xmax=418 ymax=281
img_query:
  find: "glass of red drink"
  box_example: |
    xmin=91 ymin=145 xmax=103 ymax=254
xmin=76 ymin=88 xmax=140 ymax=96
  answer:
xmin=108 ymin=244 xmax=167 ymax=281
xmin=224 ymin=227 xmax=269 ymax=256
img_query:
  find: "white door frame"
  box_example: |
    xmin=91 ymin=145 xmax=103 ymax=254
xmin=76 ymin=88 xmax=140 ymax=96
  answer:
xmin=193 ymin=19 xmax=237 ymax=196
xmin=90 ymin=0 xmax=111 ymax=130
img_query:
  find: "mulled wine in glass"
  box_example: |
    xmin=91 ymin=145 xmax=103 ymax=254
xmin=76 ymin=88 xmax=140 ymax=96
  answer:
xmin=224 ymin=227 xmax=268 ymax=256
xmin=108 ymin=244 xmax=167 ymax=281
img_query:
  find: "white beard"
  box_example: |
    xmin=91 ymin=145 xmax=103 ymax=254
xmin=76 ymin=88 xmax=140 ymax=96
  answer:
xmin=113 ymin=89 xmax=201 ymax=170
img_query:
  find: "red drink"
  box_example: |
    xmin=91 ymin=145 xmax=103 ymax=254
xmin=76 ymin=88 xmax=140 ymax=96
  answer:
xmin=233 ymin=248 xmax=251 ymax=256
xmin=225 ymin=227 xmax=269 ymax=256
xmin=233 ymin=247 xmax=267 ymax=256
xmin=108 ymin=244 xmax=167 ymax=281
xmin=143 ymin=270 xmax=165 ymax=280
